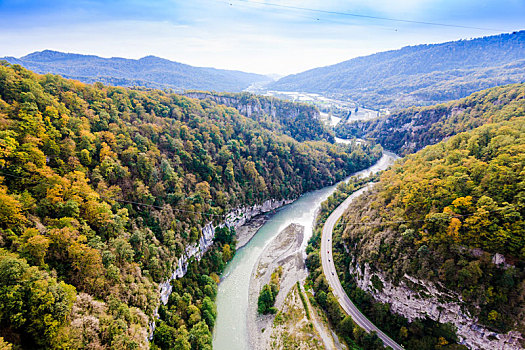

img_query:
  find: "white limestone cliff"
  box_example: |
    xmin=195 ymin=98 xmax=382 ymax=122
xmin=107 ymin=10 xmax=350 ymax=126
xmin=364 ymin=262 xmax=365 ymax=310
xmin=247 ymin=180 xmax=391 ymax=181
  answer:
xmin=184 ymin=92 xmax=320 ymax=121
xmin=148 ymin=198 xmax=293 ymax=339
xmin=349 ymin=262 xmax=524 ymax=349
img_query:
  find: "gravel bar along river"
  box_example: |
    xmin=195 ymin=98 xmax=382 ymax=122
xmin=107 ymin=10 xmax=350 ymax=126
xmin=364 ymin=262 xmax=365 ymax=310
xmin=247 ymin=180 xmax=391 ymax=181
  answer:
xmin=213 ymin=151 xmax=398 ymax=350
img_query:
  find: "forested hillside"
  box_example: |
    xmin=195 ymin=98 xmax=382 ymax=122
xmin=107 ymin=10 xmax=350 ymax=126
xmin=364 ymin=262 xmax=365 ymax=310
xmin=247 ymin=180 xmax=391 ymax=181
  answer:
xmin=336 ymin=83 xmax=525 ymax=155
xmin=1 ymin=50 xmax=269 ymax=92
xmin=0 ymin=63 xmax=381 ymax=349
xmin=306 ymin=176 xmax=465 ymax=350
xmin=185 ymin=91 xmax=334 ymax=142
xmin=339 ymin=118 xmax=525 ymax=336
xmin=270 ymin=31 xmax=525 ymax=108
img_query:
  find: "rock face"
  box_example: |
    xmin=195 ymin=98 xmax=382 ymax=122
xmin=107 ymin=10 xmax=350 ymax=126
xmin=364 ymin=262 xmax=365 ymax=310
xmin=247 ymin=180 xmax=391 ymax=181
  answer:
xmin=185 ymin=92 xmax=319 ymax=121
xmin=157 ymin=198 xmax=292 ymax=306
xmin=157 ymin=222 xmax=216 ymax=305
xmin=349 ymin=262 xmax=524 ymax=349
xmin=184 ymin=92 xmax=335 ymax=143
xmin=149 ymin=198 xmax=293 ymax=339
xmin=225 ymin=198 xmax=294 ymax=231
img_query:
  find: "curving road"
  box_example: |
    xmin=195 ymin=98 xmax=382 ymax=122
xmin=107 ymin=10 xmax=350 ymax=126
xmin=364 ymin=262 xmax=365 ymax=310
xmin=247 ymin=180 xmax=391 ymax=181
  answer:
xmin=321 ymin=184 xmax=404 ymax=350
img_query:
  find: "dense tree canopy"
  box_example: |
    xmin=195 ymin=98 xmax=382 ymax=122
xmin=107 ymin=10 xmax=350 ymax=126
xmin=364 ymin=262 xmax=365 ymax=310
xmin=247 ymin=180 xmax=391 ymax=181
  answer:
xmin=185 ymin=91 xmax=335 ymax=143
xmin=340 ymin=117 xmax=525 ymax=333
xmin=0 ymin=63 xmax=381 ymax=348
xmin=336 ymin=83 xmax=525 ymax=155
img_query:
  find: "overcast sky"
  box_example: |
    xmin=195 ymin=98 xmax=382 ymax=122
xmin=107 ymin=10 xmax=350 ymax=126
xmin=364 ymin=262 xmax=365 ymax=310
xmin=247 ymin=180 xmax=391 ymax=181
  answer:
xmin=0 ymin=0 xmax=524 ymax=75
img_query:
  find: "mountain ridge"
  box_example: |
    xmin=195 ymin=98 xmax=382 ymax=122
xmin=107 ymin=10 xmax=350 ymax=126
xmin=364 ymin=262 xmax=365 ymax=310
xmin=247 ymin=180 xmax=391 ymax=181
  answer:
xmin=1 ymin=50 xmax=269 ymax=92
xmin=270 ymin=31 xmax=525 ymax=108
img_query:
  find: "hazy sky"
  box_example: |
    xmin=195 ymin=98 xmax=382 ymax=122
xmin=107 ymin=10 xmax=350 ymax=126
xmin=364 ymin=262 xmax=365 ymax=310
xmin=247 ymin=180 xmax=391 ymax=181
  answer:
xmin=0 ymin=0 xmax=524 ymax=74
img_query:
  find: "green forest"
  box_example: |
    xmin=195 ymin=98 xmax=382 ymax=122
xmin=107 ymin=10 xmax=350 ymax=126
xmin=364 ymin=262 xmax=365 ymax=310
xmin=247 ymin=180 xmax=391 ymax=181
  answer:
xmin=0 ymin=62 xmax=382 ymax=349
xmin=339 ymin=117 xmax=525 ymax=335
xmin=336 ymin=83 xmax=525 ymax=155
xmin=270 ymin=31 xmax=525 ymax=108
xmin=184 ymin=91 xmax=335 ymax=143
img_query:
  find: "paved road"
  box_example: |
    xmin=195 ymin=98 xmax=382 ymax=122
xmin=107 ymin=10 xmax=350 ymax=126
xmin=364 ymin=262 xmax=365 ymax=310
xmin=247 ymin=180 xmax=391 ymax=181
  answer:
xmin=321 ymin=184 xmax=404 ymax=350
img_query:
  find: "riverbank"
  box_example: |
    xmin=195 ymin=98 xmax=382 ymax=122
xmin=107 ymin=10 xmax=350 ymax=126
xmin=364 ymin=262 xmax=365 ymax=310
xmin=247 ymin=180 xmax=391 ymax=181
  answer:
xmin=235 ymin=213 xmax=271 ymax=249
xmin=247 ymin=223 xmax=341 ymax=349
xmin=248 ymin=223 xmax=306 ymax=349
xmin=213 ymin=152 xmax=399 ymax=350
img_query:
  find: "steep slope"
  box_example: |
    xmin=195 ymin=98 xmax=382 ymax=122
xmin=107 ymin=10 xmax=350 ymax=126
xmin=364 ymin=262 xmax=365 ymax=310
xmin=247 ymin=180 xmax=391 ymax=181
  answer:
xmin=270 ymin=31 xmax=525 ymax=108
xmin=0 ymin=63 xmax=382 ymax=349
xmin=306 ymin=176 xmax=468 ymax=350
xmin=336 ymin=83 xmax=525 ymax=155
xmin=185 ymin=91 xmax=334 ymax=142
xmin=338 ymin=118 xmax=525 ymax=348
xmin=2 ymin=50 xmax=269 ymax=92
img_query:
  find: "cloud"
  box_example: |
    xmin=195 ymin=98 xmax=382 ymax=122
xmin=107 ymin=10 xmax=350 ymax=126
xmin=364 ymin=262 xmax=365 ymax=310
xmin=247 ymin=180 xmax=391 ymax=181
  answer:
xmin=0 ymin=0 xmax=523 ymax=74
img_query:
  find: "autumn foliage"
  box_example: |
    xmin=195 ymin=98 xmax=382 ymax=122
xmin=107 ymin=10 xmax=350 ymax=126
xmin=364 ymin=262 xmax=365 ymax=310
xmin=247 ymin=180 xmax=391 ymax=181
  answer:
xmin=0 ymin=62 xmax=381 ymax=348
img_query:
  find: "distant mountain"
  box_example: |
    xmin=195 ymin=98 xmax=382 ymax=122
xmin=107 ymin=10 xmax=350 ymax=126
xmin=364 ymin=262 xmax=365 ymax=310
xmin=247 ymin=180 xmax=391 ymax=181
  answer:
xmin=1 ymin=50 xmax=269 ymax=92
xmin=270 ymin=31 xmax=525 ymax=109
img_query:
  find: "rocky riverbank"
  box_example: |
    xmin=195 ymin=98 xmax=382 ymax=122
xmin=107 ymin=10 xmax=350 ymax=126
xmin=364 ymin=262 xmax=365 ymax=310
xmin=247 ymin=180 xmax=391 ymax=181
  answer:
xmin=235 ymin=214 xmax=271 ymax=249
xmin=247 ymin=223 xmax=340 ymax=349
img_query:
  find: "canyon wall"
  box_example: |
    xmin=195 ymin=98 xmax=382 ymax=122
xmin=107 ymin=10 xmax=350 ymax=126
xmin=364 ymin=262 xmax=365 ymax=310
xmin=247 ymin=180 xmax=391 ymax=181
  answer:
xmin=185 ymin=92 xmax=319 ymax=121
xmin=349 ymin=262 xmax=524 ymax=349
xmin=149 ymin=198 xmax=293 ymax=339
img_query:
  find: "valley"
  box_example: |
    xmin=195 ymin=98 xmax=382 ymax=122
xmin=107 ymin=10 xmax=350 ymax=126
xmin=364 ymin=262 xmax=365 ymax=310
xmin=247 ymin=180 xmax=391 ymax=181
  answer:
xmin=213 ymin=149 xmax=397 ymax=349
xmin=0 ymin=7 xmax=524 ymax=349
xmin=263 ymin=90 xmax=382 ymax=121
xmin=243 ymin=87 xmax=384 ymax=124
xmin=0 ymin=63 xmax=382 ymax=349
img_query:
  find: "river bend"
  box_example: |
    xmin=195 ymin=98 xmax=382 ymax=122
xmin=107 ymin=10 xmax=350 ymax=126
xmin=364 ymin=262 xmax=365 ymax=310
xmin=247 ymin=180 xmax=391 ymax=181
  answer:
xmin=213 ymin=151 xmax=398 ymax=349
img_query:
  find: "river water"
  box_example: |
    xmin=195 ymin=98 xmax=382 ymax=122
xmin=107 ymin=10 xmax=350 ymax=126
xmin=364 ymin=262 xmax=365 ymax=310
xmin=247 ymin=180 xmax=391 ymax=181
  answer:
xmin=213 ymin=151 xmax=398 ymax=350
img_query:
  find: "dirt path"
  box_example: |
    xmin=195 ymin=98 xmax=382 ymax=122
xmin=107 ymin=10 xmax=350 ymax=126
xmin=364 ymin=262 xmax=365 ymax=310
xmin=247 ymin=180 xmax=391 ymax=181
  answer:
xmin=304 ymin=288 xmax=343 ymax=350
